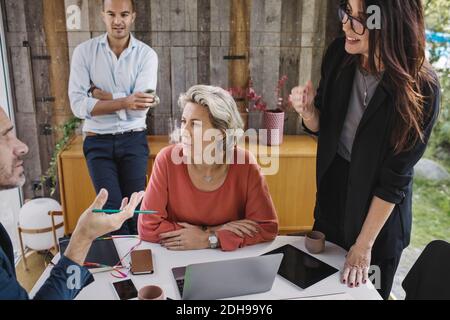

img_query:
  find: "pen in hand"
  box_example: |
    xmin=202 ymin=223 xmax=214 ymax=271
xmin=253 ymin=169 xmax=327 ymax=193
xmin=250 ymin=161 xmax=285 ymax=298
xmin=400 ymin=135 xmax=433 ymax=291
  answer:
xmin=92 ymin=209 xmax=158 ymax=215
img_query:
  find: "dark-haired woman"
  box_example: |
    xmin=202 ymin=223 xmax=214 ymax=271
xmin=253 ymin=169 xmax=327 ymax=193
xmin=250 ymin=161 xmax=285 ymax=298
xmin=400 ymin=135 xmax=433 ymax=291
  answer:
xmin=290 ymin=0 xmax=440 ymax=299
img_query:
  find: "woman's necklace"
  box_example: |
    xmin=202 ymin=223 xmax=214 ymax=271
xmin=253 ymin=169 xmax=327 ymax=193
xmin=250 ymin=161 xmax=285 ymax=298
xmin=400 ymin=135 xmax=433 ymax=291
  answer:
xmin=192 ymin=165 xmax=227 ymax=183
xmin=360 ymin=68 xmax=369 ymax=108
xmin=203 ymin=175 xmax=213 ymax=183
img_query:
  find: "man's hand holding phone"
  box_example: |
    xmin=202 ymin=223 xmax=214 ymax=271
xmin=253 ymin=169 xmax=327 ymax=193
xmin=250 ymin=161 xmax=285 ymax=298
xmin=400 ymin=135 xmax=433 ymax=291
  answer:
xmin=124 ymin=92 xmax=156 ymax=110
xmin=143 ymin=89 xmax=160 ymax=108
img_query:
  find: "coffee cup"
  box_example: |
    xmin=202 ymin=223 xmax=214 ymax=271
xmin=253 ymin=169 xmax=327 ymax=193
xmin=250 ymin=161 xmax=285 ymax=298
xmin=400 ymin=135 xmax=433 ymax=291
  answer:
xmin=305 ymin=231 xmax=326 ymax=254
xmin=138 ymin=285 xmax=165 ymax=300
xmin=144 ymin=89 xmax=160 ymax=108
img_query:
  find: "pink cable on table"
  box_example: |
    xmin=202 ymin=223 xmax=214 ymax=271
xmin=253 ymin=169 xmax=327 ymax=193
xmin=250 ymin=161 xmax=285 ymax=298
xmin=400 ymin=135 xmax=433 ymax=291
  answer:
xmin=108 ymin=236 xmax=143 ymax=279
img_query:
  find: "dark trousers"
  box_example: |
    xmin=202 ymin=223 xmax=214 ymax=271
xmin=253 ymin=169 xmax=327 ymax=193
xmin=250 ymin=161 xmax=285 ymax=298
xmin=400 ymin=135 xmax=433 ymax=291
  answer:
xmin=83 ymin=131 xmax=149 ymax=235
xmin=313 ymin=154 xmax=402 ymax=300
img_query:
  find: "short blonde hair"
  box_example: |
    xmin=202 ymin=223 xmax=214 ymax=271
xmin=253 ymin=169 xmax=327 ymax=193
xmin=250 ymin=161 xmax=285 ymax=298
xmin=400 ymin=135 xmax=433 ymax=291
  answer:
xmin=178 ymin=85 xmax=244 ymax=133
xmin=178 ymin=85 xmax=244 ymax=154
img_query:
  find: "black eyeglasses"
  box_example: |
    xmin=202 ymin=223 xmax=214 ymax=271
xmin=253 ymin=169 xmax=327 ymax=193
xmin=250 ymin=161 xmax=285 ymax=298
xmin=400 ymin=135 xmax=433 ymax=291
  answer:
xmin=338 ymin=7 xmax=367 ymax=36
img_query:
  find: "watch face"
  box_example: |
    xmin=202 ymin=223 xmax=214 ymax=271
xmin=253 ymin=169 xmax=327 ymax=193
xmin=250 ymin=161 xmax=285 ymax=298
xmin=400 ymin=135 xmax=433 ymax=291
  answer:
xmin=209 ymin=235 xmax=218 ymax=248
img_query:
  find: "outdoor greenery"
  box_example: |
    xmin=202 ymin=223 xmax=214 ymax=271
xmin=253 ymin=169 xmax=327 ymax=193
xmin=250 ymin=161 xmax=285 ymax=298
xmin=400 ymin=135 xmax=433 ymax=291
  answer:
xmin=40 ymin=117 xmax=82 ymax=195
xmin=425 ymin=0 xmax=450 ymax=164
xmin=412 ymin=178 xmax=450 ymax=247
xmin=410 ymin=0 xmax=450 ymax=248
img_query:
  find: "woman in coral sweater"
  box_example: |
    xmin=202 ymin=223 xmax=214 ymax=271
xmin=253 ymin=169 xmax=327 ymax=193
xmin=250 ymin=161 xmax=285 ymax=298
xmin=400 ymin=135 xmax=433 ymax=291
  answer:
xmin=138 ymin=85 xmax=278 ymax=251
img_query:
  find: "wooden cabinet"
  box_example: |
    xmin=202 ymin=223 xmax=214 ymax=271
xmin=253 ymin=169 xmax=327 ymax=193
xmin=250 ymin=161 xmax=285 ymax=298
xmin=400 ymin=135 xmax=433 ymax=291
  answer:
xmin=58 ymin=135 xmax=317 ymax=234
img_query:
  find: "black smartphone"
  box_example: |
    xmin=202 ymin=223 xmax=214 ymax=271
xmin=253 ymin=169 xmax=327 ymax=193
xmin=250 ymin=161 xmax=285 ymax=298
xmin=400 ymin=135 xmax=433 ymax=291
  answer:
xmin=111 ymin=279 xmax=138 ymax=300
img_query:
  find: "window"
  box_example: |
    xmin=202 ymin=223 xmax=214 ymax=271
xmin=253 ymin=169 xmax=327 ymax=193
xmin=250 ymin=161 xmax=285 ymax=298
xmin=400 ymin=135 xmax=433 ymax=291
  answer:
xmin=0 ymin=4 xmax=23 ymax=261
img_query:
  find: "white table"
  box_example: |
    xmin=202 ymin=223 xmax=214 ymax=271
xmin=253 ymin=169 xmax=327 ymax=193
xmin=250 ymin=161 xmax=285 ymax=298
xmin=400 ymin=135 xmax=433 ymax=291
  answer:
xmin=30 ymin=236 xmax=381 ymax=300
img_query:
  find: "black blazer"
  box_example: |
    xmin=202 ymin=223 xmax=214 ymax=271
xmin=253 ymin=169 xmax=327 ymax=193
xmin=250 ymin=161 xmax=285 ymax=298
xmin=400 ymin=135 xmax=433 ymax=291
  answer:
xmin=304 ymin=38 xmax=440 ymax=259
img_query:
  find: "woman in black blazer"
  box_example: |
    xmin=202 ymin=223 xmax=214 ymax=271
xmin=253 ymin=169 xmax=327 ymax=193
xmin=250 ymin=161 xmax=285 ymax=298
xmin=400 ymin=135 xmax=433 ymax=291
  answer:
xmin=290 ymin=0 xmax=440 ymax=299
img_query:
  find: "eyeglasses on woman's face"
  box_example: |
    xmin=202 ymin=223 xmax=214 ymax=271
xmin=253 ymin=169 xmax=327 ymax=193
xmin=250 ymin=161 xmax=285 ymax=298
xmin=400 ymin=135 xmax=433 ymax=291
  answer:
xmin=338 ymin=7 xmax=367 ymax=36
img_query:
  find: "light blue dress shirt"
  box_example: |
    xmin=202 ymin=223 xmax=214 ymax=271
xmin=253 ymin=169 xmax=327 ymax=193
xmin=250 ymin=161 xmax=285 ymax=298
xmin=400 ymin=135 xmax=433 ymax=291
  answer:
xmin=69 ymin=33 xmax=158 ymax=134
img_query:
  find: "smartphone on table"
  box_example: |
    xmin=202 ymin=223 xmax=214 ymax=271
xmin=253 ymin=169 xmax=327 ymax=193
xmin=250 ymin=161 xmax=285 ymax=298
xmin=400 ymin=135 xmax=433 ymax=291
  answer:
xmin=111 ymin=279 xmax=138 ymax=300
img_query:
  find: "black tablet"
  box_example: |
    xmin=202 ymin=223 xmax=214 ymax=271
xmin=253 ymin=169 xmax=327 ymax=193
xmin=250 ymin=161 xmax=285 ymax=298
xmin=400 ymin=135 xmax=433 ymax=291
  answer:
xmin=263 ymin=244 xmax=339 ymax=289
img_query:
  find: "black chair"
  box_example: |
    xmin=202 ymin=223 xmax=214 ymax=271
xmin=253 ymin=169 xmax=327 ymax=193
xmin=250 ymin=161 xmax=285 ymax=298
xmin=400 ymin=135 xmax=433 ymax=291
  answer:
xmin=402 ymin=240 xmax=450 ymax=300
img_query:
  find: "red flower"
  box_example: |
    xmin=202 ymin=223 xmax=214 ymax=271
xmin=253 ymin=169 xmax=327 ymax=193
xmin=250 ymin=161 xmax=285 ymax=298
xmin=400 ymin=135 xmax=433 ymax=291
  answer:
xmin=227 ymin=75 xmax=289 ymax=112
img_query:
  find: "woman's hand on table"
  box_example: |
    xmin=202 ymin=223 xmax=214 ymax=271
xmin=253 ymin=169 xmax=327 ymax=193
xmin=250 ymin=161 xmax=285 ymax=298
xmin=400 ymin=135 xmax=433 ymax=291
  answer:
xmin=158 ymin=219 xmax=261 ymax=250
xmin=159 ymin=223 xmax=209 ymax=250
xmin=341 ymin=242 xmax=372 ymax=288
xmin=215 ymin=220 xmax=260 ymax=238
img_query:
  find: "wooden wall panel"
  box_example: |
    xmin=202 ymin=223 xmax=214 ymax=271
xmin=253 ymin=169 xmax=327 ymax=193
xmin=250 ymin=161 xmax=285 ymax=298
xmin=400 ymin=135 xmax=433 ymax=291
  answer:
xmin=155 ymin=46 xmax=172 ymax=112
xmin=209 ymin=0 xmax=229 ymax=90
xmin=280 ymin=0 xmax=303 ymax=134
xmin=4 ymin=0 xmax=335 ymax=198
xmin=88 ymin=0 xmax=105 ymax=32
xmin=170 ymin=46 xmax=185 ymax=121
xmin=133 ymin=0 xmax=151 ymax=32
xmin=197 ymin=0 xmax=211 ymax=85
xmin=250 ymin=0 xmax=282 ymax=110
xmin=229 ymin=0 xmax=251 ymax=113
xmin=9 ymin=47 xmax=35 ymax=114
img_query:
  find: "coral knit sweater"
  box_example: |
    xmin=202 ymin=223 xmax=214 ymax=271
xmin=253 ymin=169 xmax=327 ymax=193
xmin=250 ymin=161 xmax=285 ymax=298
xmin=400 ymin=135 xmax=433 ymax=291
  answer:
xmin=138 ymin=144 xmax=279 ymax=251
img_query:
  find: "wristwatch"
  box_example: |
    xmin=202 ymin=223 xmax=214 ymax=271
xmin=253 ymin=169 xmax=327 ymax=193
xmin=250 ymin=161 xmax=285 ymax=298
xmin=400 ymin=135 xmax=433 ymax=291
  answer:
xmin=208 ymin=232 xmax=219 ymax=249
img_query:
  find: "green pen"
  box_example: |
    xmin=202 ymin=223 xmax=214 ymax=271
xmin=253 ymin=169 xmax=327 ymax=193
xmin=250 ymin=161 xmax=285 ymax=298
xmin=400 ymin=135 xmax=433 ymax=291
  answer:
xmin=92 ymin=209 xmax=158 ymax=215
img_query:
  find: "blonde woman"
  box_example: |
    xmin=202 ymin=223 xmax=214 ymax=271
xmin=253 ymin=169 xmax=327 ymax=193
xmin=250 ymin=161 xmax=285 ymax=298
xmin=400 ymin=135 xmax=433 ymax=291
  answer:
xmin=138 ymin=85 xmax=278 ymax=251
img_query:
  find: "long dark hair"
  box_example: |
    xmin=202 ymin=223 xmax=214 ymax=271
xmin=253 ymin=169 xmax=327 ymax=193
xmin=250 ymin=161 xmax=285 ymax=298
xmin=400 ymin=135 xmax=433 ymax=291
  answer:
xmin=343 ymin=0 xmax=437 ymax=154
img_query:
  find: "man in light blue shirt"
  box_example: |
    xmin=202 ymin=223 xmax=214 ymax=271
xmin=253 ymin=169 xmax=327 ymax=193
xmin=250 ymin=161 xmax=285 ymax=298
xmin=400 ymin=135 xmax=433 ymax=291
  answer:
xmin=69 ymin=0 xmax=158 ymax=234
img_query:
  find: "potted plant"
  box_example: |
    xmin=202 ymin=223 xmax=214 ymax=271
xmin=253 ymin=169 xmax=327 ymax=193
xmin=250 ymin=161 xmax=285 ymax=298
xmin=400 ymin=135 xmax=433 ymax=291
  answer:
xmin=262 ymin=75 xmax=289 ymax=146
xmin=228 ymin=81 xmax=265 ymax=131
xmin=246 ymin=79 xmax=267 ymax=131
xmin=228 ymin=75 xmax=290 ymax=145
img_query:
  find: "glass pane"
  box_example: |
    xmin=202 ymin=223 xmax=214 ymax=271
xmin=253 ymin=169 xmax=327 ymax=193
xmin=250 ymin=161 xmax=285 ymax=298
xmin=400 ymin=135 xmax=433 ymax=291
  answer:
xmin=0 ymin=11 xmax=22 ymax=261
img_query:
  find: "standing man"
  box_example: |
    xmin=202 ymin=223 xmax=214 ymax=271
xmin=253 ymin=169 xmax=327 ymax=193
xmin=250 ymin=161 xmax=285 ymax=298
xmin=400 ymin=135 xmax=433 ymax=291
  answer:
xmin=69 ymin=0 xmax=158 ymax=235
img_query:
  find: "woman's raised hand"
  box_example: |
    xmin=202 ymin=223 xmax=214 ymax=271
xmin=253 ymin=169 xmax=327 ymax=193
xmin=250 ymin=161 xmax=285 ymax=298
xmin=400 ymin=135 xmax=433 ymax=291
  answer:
xmin=289 ymin=80 xmax=316 ymax=120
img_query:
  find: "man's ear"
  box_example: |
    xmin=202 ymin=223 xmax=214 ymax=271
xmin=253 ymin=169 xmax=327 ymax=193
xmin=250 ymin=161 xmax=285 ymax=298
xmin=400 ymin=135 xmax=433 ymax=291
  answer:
xmin=131 ymin=12 xmax=136 ymax=24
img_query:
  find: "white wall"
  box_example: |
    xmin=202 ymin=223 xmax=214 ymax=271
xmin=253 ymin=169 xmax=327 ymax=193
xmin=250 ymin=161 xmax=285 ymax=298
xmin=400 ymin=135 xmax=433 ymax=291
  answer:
xmin=0 ymin=3 xmax=22 ymax=257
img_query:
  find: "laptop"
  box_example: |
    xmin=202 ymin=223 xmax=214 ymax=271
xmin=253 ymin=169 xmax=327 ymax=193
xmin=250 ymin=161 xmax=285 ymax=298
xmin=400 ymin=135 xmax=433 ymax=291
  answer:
xmin=172 ymin=254 xmax=283 ymax=300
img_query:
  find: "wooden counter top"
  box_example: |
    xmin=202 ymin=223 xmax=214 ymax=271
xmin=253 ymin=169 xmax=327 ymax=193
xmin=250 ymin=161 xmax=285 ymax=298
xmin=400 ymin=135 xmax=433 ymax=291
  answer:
xmin=60 ymin=135 xmax=317 ymax=159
